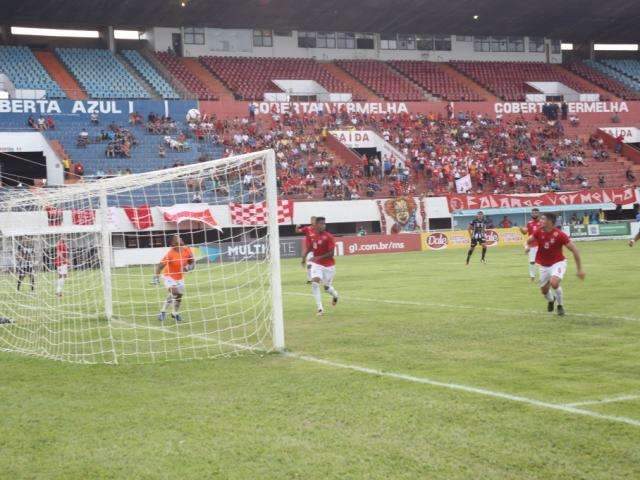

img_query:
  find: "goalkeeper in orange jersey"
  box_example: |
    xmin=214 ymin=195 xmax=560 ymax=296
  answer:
xmin=152 ymin=235 xmax=194 ymax=323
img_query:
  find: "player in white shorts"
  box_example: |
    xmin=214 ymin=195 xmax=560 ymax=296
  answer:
xmin=55 ymin=237 xmax=69 ymax=297
xmin=307 ymin=217 xmax=338 ymax=315
xmin=528 ymin=212 xmax=585 ymax=316
xmin=520 ymin=208 xmax=542 ymax=282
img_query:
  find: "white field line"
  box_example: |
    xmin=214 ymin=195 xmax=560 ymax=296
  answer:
xmin=110 ymin=320 xmax=640 ymax=428
xmin=284 ymin=291 xmax=640 ymax=323
xmin=285 ymin=351 xmax=640 ymax=428
xmin=564 ymin=394 xmax=640 ymax=408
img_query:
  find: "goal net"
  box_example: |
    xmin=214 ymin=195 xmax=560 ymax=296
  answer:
xmin=0 ymin=150 xmax=284 ymax=364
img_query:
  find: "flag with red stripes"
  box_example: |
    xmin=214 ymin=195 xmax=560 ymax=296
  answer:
xmin=71 ymin=209 xmax=96 ymax=225
xmin=229 ymin=200 xmax=294 ymax=226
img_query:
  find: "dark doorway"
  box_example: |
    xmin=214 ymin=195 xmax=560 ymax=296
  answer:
xmin=0 ymin=151 xmax=47 ymax=186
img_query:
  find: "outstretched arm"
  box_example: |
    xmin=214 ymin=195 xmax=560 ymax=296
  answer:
xmin=566 ymin=241 xmax=585 ymax=280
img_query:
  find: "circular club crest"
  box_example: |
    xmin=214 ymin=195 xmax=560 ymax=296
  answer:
xmin=426 ymin=232 xmax=448 ymax=250
xmin=485 ymin=229 xmax=499 ymax=246
xmin=449 ymin=197 xmax=464 ymax=211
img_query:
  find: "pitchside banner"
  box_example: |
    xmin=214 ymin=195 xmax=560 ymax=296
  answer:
xmin=569 ymin=223 xmax=631 ymax=238
xmin=195 ymin=238 xmax=302 ymax=263
xmin=334 ymin=234 xmax=421 ymax=256
xmin=421 ymin=228 xmax=525 ymax=251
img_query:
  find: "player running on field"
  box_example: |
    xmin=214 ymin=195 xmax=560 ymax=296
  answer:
xmin=466 ymin=211 xmax=488 ymax=265
xmin=528 ymin=212 xmax=585 ymax=316
xmin=153 ymin=234 xmax=194 ymax=323
xmin=16 ymin=240 xmax=35 ymax=292
xmin=296 ymin=216 xmax=316 ymax=284
xmin=55 ymin=236 xmax=69 ymax=297
xmin=308 ymin=217 xmax=339 ymax=316
xmin=520 ymin=208 xmax=542 ymax=281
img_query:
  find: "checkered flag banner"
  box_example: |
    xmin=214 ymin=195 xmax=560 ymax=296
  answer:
xmin=229 ymin=200 xmax=294 ymax=226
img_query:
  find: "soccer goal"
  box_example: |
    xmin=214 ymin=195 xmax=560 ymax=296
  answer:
xmin=0 ymin=149 xmax=284 ymax=364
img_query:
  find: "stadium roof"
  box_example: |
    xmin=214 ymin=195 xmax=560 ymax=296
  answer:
xmin=4 ymin=0 xmax=639 ymax=43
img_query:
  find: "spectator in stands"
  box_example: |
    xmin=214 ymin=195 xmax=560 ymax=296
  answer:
xmin=569 ymin=115 xmax=580 ymax=127
xmin=62 ymin=156 xmax=71 ymax=177
xmin=27 ymin=115 xmax=36 ymax=129
xmin=73 ymin=162 xmax=84 ymax=177
xmin=46 ymin=116 xmax=55 ymax=130
xmin=90 ymin=112 xmax=99 ymax=125
xmin=158 ymin=145 xmax=166 ymax=158
xmin=598 ymin=174 xmax=606 ymax=188
xmin=561 ymin=101 xmax=568 ymax=121
xmin=78 ymin=128 xmax=89 ymax=148
xmin=626 ymin=168 xmax=636 ymax=182
xmin=500 ymin=216 xmax=512 ymax=228
xmin=615 ymin=134 xmax=624 ymax=153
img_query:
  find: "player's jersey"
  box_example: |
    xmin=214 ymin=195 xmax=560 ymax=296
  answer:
xmin=469 ymin=218 xmax=487 ymax=240
xmin=299 ymin=225 xmax=316 ymax=238
xmin=309 ymin=231 xmax=336 ymax=267
xmin=18 ymin=247 xmax=34 ymax=269
xmin=532 ymin=228 xmax=570 ymax=267
xmin=161 ymin=246 xmax=194 ymax=280
xmin=526 ymin=219 xmax=542 ymax=247
xmin=55 ymin=241 xmax=68 ymax=267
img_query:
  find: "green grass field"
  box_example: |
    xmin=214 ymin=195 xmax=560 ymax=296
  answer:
xmin=1 ymin=240 xmax=639 ymax=479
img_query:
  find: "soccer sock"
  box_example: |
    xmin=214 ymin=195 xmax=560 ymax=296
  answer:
xmin=56 ymin=278 xmax=65 ymax=294
xmin=161 ymin=294 xmax=173 ymax=312
xmin=481 ymin=247 xmax=487 ymax=260
xmin=466 ymin=249 xmax=473 ymax=263
xmin=30 ymin=275 xmax=35 ymax=290
xmin=173 ymin=295 xmax=182 ymax=314
xmin=311 ymin=282 xmax=323 ymax=310
xmin=306 ymin=264 xmax=312 ymax=281
xmin=325 ymin=285 xmax=338 ymax=298
xmin=17 ymin=277 xmax=22 ymax=291
xmin=554 ymin=287 xmax=564 ymax=306
xmin=545 ymin=290 xmax=555 ymax=302
xmin=528 ymin=262 xmax=536 ymax=278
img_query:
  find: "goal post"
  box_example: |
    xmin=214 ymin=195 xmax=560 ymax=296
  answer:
xmin=0 ymin=149 xmax=285 ymax=364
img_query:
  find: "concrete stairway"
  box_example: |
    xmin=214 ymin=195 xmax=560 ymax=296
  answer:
xmin=321 ymin=62 xmax=381 ymax=101
xmin=183 ymin=58 xmax=235 ymax=101
xmin=34 ymin=51 xmax=86 ymax=100
xmin=438 ymin=63 xmax=497 ymax=101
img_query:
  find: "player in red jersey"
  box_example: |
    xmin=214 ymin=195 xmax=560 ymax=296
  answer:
xmin=527 ymin=212 xmax=585 ymax=316
xmin=297 ymin=216 xmax=316 ymax=284
xmin=55 ymin=236 xmax=69 ymax=297
xmin=308 ymin=217 xmax=338 ymax=316
xmin=519 ymin=208 xmax=542 ymax=281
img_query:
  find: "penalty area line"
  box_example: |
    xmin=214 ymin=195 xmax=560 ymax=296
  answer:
xmin=283 ymin=291 xmax=640 ymax=323
xmin=285 ymin=351 xmax=640 ymax=428
xmin=564 ymin=394 xmax=640 ymax=408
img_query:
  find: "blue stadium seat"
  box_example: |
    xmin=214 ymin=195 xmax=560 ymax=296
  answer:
xmin=121 ymin=50 xmax=179 ymax=99
xmin=55 ymin=48 xmax=150 ymax=99
xmin=586 ymin=59 xmax=640 ymax=92
xmin=0 ymin=46 xmax=66 ymax=98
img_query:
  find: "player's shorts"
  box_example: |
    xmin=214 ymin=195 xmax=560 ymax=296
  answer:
xmin=528 ymin=246 xmax=538 ymax=263
xmin=538 ymin=260 xmax=567 ymax=287
xmin=470 ymin=236 xmax=486 ymax=247
xmin=309 ymin=263 xmax=336 ymax=286
xmin=57 ymin=264 xmax=68 ymax=276
xmin=18 ymin=265 xmax=33 ymax=274
xmin=163 ymin=276 xmax=185 ymax=294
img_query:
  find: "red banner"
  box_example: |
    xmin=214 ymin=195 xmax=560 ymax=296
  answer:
xmin=447 ymin=188 xmax=638 ymax=212
xmin=229 ymin=200 xmax=294 ymax=226
xmin=71 ymin=209 xmax=95 ymax=225
xmin=333 ymin=234 xmax=421 ymax=256
xmin=123 ymin=205 xmax=154 ymax=230
xmin=159 ymin=205 xmax=221 ymax=230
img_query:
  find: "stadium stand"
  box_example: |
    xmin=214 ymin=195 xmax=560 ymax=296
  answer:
xmin=564 ymin=60 xmax=640 ymax=100
xmin=335 ymin=60 xmax=426 ymax=101
xmin=388 ymin=61 xmax=484 ymax=101
xmin=600 ymin=59 xmax=640 ymax=85
xmin=200 ymin=56 xmax=353 ymax=100
xmin=56 ymin=48 xmax=149 ymax=99
xmin=154 ymin=52 xmax=217 ymax=100
xmin=0 ymin=46 xmax=66 ymax=98
xmin=590 ymin=59 xmax=640 ymax=92
xmin=450 ymin=61 xmax=589 ymax=101
xmin=121 ymin=50 xmax=179 ymax=99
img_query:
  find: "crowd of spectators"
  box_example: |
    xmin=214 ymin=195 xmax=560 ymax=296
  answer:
xmin=60 ymin=106 xmax=635 ymax=199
